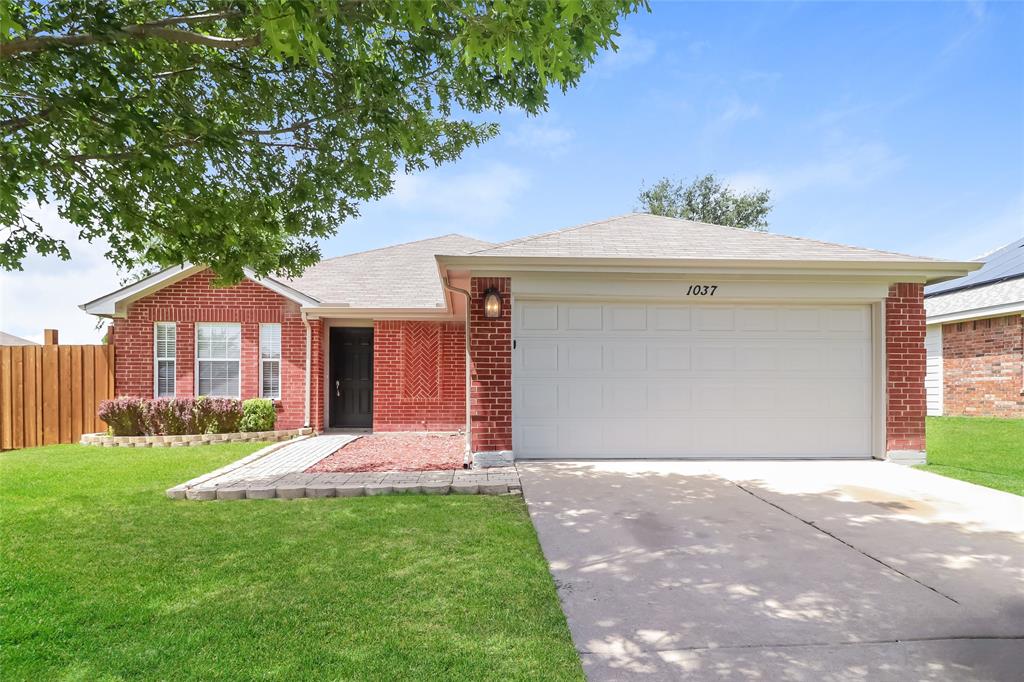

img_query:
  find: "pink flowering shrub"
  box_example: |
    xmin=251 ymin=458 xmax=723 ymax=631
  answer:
xmin=99 ymin=397 xmax=243 ymax=436
xmin=98 ymin=397 xmax=147 ymax=436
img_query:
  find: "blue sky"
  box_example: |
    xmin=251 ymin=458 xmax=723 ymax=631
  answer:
xmin=3 ymin=0 xmax=1023 ymax=342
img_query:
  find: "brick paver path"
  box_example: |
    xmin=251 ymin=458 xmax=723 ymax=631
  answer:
xmin=166 ymin=434 xmax=520 ymax=501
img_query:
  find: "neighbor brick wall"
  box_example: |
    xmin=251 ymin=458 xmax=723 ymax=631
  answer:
xmin=942 ymin=314 xmax=1024 ymax=418
xmin=469 ymin=277 xmax=512 ymax=452
xmin=372 ymin=320 xmax=466 ymax=431
xmin=111 ymin=268 xmax=318 ymax=430
xmin=885 ymin=283 xmax=927 ymax=452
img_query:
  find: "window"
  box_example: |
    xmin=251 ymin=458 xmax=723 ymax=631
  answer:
xmin=260 ymin=323 xmax=281 ymax=399
xmin=196 ymin=323 xmax=241 ymax=397
xmin=154 ymin=323 xmax=176 ymax=398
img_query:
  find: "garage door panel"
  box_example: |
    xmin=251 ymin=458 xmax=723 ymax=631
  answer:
xmin=513 ymin=300 xmax=873 ymax=459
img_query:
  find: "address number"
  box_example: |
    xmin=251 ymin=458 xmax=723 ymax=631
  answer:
xmin=686 ymin=285 xmax=717 ymax=296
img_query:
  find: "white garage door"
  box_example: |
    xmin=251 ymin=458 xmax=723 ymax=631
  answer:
xmin=513 ymin=301 xmax=874 ymax=459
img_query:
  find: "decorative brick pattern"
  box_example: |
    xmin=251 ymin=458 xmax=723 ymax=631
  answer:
xmin=402 ymin=322 xmax=441 ymax=400
xmin=469 ymin=277 xmax=512 ymax=452
xmin=886 ymin=283 xmax=927 ymax=452
xmin=110 ymin=269 xmax=318 ymax=430
xmin=942 ymin=314 xmax=1024 ymax=418
xmin=373 ymin=320 xmax=465 ymax=431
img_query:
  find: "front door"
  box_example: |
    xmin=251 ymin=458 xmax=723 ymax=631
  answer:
xmin=330 ymin=327 xmax=373 ymax=428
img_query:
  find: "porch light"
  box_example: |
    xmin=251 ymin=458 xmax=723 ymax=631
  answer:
xmin=483 ymin=288 xmax=503 ymax=318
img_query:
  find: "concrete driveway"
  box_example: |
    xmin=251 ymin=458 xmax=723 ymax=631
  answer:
xmin=518 ymin=460 xmax=1024 ymax=681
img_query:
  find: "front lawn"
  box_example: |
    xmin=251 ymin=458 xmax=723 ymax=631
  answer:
xmin=0 ymin=443 xmax=582 ymax=681
xmin=920 ymin=416 xmax=1024 ymax=496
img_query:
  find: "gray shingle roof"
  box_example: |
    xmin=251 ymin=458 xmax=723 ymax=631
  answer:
xmin=925 ymin=237 xmax=1024 ymax=297
xmin=0 ymin=331 xmax=39 ymax=346
xmin=463 ymin=213 xmax=944 ymax=262
xmin=285 ymin=234 xmax=492 ymax=308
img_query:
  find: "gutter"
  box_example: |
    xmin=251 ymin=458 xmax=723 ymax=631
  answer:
xmin=302 ymin=311 xmax=311 ymax=429
xmin=441 ymin=277 xmax=472 ymax=469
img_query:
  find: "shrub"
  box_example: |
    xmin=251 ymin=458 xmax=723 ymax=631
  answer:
xmin=98 ymin=397 xmax=147 ymax=436
xmin=99 ymin=397 xmax=243 ymax=436
xmin=240 ymin=398 xmax=277 ymax=432
xmin=194 ymin=397 xmax=243 ymax=434
xmin=144 ymin=398 xmax=196 ymax=435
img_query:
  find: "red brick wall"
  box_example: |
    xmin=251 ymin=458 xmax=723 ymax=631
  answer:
xmin=469 ymin=277 xmax=512 ymax=452
xmin=942 ymin=314 xmax=1024 ymax=418
xmin=110 ymin=269 xmax=316 ymax=430
xmin=372 ymin=320 xmax=466 ymax=431
xmin=886 ymin=283 xmax=927 ymax=452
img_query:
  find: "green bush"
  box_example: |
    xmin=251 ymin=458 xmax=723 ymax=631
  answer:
xmin=240 ymin=399 xmax=276 ymax=432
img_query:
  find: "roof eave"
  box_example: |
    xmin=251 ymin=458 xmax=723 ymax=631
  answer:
xmin=436 ymin=255 xmax=981 ymax=283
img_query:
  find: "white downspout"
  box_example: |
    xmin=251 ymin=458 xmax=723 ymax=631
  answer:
xmin=442 ymin=277 xmax=473 ymax=468
xmin=302 ymin=311 xmax=311 ymax=430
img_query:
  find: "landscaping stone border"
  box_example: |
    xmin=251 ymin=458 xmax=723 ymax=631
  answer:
xmin=80 ymin=427 xmax=313 ymax=448
xmin=173 ymin=469 xmax=522 ymax=501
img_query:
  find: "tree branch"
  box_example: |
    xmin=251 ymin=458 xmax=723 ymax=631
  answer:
xmin=1 ymin=16 xmax=259 ymax=58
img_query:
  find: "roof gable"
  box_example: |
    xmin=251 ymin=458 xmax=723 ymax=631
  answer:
xmin=466 ymin=213 xmax=943 ymax=262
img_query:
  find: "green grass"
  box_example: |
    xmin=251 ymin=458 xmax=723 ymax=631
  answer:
xmin=0 ymin=443 xmax=582 ymax=681
xmin=920 ymin=416 xmax=1024 ymax=496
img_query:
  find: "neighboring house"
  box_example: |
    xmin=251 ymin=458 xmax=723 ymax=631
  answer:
xmin=0 ymin=331 xmax=39 ymax=346
xmin=924 ymin=237 xmax=1024 ymax=418
xmin=82 ymin=214 xmax=977 ymax=464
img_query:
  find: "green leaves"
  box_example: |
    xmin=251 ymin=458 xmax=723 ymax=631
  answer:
xmin=637 ymin=174 xmax=773 ymax=231
xmin=2 ymin=0 xmax=645 ymax=281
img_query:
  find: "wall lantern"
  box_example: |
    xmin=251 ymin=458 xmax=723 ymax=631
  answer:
xmin=483 ymin=287 xmax=503 ymax=318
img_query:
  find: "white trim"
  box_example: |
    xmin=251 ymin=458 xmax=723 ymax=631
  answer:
xmin=153 ymin=322 xmax=177 ymax=398
xmin=194 ymin=322 xmax=242 ymax=398
xmin=925 ymin=324 xmax=944 ymax=417
xmin=259 ymin=323 xmax=282 ymax=400
xmin=80 ymin=263 xmax=319 ymax=318
xmin=926 ymin=302 xmax=1024 ymax=325
xmin=872 ymin=302 xmax=886 ymax=460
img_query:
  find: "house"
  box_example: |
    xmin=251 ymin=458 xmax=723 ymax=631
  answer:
xmin=924 ymin=237 xmax=1024 ymax=418
xmin=81 ymin=213 xmax=978 ymax=465
xmin=0 ymin=331 xmax=40 ymax=346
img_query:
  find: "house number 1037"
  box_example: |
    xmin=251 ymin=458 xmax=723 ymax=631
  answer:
xmin=686 ymin=285 xmax=718 ymax=296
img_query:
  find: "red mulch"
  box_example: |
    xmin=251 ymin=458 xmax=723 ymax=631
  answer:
xmin=305 ymin=433 xmax=465 ymax=473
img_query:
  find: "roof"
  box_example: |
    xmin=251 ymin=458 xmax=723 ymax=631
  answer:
xmin=463 ymin=213 xmax=946 ymax=262
xmin=0 ymin=331 xmax=39 ymax=346
xmin=925 ymin=237 xmax=1024 ymax=297
xmin=925 ymin=277 xmax=1024 ymax=324
xmin=284 ymin=234 xmax=492 ymax=308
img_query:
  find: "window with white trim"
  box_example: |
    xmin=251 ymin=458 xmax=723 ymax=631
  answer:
xmin=260 ymin=323 xmax=281 ymax=399
xmin=196 ymin=323 xmax=241 ymax=397
xmin=154 ymin=323 xmax=176 ymax=398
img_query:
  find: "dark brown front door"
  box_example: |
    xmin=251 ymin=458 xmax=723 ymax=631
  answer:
xmin=330 ymin=327 xmax=373 ymax=428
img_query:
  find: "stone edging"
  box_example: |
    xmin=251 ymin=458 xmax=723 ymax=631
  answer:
xmin=80 ymin=427 xmax=313 ymax=448
xmin=171 ymin=469 xmax=522 ymax=501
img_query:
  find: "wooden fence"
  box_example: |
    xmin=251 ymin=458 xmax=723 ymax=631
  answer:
xmin=0 ymin=344 xmax=114 ymax=450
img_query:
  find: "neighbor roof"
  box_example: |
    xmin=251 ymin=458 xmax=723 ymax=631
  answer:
xmin=925 ymin=237 xmax=1024 ymax=297
xmin=284 ymin=234 xmax=492 ymax=308
xmin=462 ymin=213 xmax=945 ymax=262
xmin=0 ymin=331 xmax=39 ymax=346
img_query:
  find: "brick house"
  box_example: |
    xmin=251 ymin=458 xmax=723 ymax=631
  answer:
xmin=925 ymin=237 xmax=1024 ymax=418
xmin=82 ymin=214 xmax=978 ymax=465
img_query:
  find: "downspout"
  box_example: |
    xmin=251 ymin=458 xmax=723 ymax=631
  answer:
xmin=442 ymin=277 xmax=473 ymax=469
xmin=302 ymin=311 xmax=311 ymax=430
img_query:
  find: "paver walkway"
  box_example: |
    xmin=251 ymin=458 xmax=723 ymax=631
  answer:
xmin=167 ymin=434 xmax=521 ymax=500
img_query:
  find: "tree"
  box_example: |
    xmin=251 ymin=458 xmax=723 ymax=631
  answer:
xmin=1 ymin=1 xmax=646 ymax=282
xmin=637 ymin=174 xmax=772 ymax=231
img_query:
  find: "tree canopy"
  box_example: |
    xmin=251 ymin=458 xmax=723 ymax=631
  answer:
xmin=1 ymin=0 xmax=645 ymax=281
xmin=637 ymin=174 xmax=772 ymax=231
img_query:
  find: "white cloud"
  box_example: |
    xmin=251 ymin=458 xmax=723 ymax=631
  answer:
xmin=0 ymin=204 xmax=118 ymax=344
xmin=728 ymin=139 xmax=904 ymax=199
xmin=506 ymin=117 xmax=575 ymax=156
xmin=596 ymin=29 xmax=656 ymax=74
xmin=389 ymin=162 xmax=530 ymax=225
